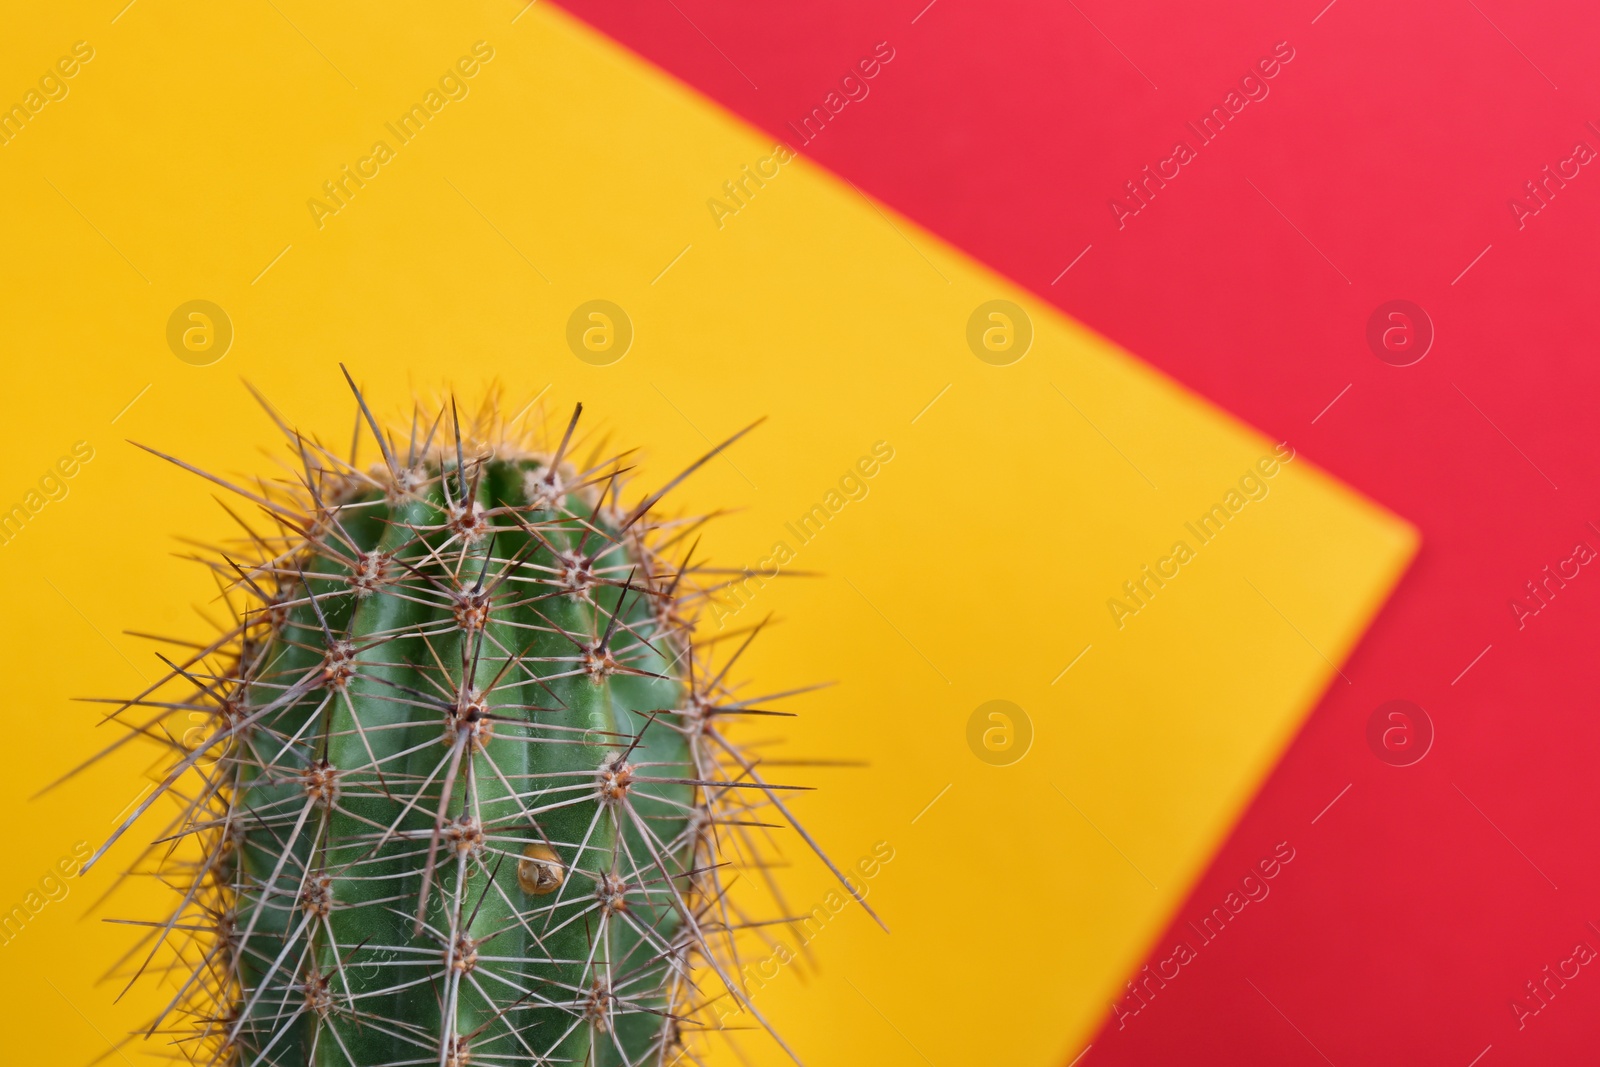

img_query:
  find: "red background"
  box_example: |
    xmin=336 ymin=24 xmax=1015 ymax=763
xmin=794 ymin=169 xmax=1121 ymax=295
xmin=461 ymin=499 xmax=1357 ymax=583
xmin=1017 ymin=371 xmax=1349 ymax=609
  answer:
xmin=552 ymin=1 xmax=1600 ymax=1062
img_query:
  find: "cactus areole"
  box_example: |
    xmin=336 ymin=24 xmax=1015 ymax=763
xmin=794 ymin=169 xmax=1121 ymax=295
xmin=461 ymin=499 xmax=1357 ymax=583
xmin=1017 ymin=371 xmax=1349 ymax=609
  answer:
xmin=89 ymin=379 xmax=880 ymax=1067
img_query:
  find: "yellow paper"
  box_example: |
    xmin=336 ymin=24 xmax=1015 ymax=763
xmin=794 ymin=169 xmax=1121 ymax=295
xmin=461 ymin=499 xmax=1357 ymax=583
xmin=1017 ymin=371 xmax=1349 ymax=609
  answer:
xmin=0 ymin=3 xmax=1414 ymax=1064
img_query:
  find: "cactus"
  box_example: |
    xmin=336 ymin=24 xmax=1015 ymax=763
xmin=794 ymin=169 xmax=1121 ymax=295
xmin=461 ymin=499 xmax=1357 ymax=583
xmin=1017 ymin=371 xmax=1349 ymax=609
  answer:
xmin=77 ymin=373 xmax=879 ymax=1067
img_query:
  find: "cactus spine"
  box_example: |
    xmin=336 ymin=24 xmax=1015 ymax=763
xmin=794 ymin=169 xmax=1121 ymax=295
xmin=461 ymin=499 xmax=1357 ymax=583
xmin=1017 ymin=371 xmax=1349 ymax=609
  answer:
xmin=84 ymin=377 xmax=877 ymax=1066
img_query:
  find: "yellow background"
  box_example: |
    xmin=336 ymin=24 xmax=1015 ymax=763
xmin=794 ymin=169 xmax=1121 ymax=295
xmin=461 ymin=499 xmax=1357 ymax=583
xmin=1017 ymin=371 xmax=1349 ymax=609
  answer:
xmin=0 ymin=2 xmax=1413 ymax=1064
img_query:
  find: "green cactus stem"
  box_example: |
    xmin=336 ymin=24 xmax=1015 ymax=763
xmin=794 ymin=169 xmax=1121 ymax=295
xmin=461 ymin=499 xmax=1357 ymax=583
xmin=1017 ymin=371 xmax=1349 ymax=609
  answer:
xmin=78 ymin=375 xmax=881 ymax=1067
